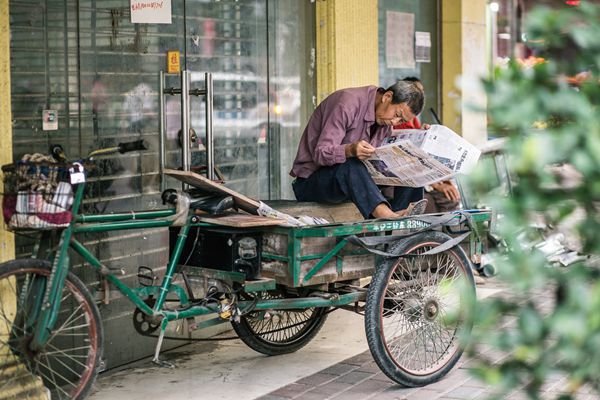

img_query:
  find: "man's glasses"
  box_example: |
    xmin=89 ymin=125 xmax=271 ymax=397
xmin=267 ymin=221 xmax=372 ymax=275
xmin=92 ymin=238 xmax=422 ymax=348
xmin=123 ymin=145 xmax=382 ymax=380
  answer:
xmin=395 ymin=107 xmax=412 ymax=123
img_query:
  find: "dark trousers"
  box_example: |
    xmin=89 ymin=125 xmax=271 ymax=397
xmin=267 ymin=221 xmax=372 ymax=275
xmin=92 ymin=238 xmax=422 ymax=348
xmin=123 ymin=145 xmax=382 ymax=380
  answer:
xmin=424 ymin=190 xmax=460 ymax=213
xmin=292 ymin=158 xmax=423 ymax=218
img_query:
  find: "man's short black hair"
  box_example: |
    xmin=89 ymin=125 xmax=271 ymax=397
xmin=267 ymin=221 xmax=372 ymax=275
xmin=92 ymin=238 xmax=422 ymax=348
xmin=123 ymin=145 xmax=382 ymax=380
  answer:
xmin=402 ymin=76 xmax=421 ymax=83
xmin=385 ymin=78 xmax=425 ymax=115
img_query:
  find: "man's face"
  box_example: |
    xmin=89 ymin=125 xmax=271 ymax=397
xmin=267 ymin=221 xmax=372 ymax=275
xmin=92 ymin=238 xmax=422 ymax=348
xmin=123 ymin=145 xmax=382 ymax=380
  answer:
xmin=375 ymin=91 xmax=415 ymax=126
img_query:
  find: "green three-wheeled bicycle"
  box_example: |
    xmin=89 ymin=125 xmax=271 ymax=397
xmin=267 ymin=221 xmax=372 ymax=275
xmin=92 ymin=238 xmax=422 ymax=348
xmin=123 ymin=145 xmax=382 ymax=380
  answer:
xmin=0 ymin=141 xmax=492 ymax=399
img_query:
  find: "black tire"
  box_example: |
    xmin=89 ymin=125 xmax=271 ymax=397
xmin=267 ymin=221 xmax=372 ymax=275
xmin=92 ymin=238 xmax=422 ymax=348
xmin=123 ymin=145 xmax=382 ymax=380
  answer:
xmin=365 ymin=231 xmax=475 ymax=387
xmin=232 ymin=291 xmax=328 ymax=355
xmin=0 ymin=259 xmax=104 ymax=400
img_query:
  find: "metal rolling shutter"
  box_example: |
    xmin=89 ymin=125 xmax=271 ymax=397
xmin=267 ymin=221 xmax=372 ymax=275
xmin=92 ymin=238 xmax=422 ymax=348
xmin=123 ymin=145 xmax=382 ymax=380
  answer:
xmin=9 ymin=0 xmax=270 ymax=368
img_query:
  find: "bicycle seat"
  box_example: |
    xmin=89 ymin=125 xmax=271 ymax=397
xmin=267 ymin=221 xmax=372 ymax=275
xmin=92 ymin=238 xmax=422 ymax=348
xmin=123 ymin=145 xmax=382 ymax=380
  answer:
xmin=188 ymin=192 xmax=234 ymax=215
xmin=162 ymin=188 xmax=234 ymax=215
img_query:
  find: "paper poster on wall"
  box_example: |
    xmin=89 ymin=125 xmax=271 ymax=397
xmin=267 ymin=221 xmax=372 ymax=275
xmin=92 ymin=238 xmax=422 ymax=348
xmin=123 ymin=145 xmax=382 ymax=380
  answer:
xmin=415 ymin=31 xmax=432 ymax=63
xmin=386 ymin=11 xmax=415 ymax=69
xmin=131 ymin=0 xmax=172 ymax=24
xmin=42 ymin=110 xmax=58 ymax=131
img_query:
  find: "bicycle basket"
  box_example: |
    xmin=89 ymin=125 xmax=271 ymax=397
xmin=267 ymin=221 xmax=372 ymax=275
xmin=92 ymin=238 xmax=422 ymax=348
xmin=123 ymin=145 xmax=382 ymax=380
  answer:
xmin=1 ymin=161 xmax=76 ymax=230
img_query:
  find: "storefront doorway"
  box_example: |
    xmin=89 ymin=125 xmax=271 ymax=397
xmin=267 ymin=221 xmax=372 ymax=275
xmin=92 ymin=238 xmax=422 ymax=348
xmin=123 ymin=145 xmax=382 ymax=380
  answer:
xmin=9 ymin=0 xmax=315 ymax=368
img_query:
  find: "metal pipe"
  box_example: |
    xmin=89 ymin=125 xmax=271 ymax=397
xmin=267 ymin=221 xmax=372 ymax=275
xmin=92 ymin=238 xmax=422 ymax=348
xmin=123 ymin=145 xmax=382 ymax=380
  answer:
xmin=73 ymin=219 xmax=174 ymax=234
xmin=75 ymin=209 xmax=176 ymax=223
xmin=204 ymin=72 xmax=215 ymax=180
xmin=162 ymin=291 xmax=367 ymax=321
xmin=181 ymin=70 xmax=191 ymax=180
xmin=159 ymin=70 xmax=166 ymax=191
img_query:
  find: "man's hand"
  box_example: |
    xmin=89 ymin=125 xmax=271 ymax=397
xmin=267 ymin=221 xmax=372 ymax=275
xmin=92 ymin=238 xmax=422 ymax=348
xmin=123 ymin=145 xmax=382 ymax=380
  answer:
xmin=431 ymin=181 xmax=461 ymax=202
xmin=345 ymin=140 xmax=375 ymax=160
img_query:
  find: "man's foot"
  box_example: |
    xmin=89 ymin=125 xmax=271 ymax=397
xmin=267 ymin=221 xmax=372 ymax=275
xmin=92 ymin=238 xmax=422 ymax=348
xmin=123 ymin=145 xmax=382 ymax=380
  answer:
xmin=372 ymin=199 xmax=429 ymax=219
xmin=372 ymin=203 xmax=398 ymax=219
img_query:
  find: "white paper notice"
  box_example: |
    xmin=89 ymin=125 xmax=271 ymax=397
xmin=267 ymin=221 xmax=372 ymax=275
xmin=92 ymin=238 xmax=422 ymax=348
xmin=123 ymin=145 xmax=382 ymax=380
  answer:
xmin=415 ymin=31 xmax=431 ymax=63
xmin=131 ymin=0 xmax=172 ymax=24
xmin=386 ymin=11 xmax=415 ymax=69
xmin=42 ymin=110 xmax=58 ymax=131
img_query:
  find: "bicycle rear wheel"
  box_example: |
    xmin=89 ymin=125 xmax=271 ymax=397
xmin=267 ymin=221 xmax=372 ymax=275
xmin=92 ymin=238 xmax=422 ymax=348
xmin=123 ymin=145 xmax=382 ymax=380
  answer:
xmin=0 ymin=259 xmax=103 ymax=400
xmin=365 ymin=231 xmax=475 ymax=387
xmin=232 ymin=291 xmax=328 ymax=355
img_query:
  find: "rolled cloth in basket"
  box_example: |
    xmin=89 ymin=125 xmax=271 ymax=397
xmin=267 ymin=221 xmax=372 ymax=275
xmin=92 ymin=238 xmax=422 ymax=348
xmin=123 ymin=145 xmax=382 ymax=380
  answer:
xmin=2 ymin=154 xmax=74 ymax=229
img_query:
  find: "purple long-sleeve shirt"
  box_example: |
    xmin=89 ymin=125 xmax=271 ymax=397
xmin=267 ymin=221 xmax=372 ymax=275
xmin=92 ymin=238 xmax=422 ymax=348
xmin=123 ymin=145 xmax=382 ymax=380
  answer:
xmin=290 ymin=86 xmax=392 ymax=178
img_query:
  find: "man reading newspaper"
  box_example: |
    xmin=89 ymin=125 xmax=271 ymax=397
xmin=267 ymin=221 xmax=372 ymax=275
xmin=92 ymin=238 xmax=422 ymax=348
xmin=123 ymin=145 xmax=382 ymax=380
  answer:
xmin=290 ymin=79 xmax=430 ymax=219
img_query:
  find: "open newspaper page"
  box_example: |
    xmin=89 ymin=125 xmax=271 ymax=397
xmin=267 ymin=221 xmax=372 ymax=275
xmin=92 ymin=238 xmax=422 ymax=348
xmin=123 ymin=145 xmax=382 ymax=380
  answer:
xmin=362 ymin=124 xmax=481 ymax=187
xmin=390 ymin=125 xmax=480 ymax=173
xmin=363 ymin=141 xmax=453 ymax=187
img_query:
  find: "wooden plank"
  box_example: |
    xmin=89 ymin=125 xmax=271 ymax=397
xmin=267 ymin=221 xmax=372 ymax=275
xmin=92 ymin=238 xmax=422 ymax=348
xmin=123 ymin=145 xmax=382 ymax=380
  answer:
xmin=165 ymin=169 xmax=261 ymax=214
xmin=265 ymin=200 xmax=362 ymax=223
xmin=197 ymin=213 xmax=286 ymax=227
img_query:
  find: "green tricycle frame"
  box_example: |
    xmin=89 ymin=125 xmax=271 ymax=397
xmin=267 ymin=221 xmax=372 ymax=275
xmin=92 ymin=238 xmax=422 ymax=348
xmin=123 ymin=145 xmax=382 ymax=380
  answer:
xmin=0 ymin=146 xmax=492 ymax=400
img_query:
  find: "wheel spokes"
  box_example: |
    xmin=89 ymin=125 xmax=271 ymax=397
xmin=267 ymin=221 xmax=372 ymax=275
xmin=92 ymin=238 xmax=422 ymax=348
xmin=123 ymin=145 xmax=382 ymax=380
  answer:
xmin=0 ymin=268 xmax=98 ymax=399
xmin=381 ymin=249 xmax=466 ymax=374
xmin=244 ymin=292 xmax=320 ymax=344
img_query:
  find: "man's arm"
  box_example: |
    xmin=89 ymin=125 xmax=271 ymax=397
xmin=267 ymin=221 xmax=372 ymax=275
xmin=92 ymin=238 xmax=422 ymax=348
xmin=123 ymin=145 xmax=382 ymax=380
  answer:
xmin=312 ymin=105 xmax=357 ymax=166
xmin=345 ymin=140 xmax=375 ymax=160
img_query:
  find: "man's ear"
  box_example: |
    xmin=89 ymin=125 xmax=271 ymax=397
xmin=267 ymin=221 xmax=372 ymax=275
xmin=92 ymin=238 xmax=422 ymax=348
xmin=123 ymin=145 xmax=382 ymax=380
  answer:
xmin=383 ymin=91 xmax=393 ymax=103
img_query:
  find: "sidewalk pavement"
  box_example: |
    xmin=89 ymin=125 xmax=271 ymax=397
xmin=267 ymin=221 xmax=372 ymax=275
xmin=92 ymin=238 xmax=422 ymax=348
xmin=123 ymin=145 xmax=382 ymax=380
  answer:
xmin=90 ymin=277 xmax=593 ymax=400
xmin=254 ymin=286 xmax=506 ymax=400
xmin=256 ymin=280 xmax=510 ymax=400
xmin=257 ymin=279 xmax=598 ymax=400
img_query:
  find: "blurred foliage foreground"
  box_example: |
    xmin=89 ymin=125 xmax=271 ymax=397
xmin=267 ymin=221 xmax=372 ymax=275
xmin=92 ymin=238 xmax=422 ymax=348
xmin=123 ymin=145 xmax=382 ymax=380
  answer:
xmin=466 ymin=3 xmax=600 ymax=399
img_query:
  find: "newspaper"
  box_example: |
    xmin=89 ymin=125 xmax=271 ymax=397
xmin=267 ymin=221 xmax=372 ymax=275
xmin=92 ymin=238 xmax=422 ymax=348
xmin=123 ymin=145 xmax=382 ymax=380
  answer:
xmin=363 ymin=124 xmax=481 ymax=187
xmin=257 ymin=201 xmax=304 ymax=227
xmin=257 ymin=202 xmax=330 ymax=227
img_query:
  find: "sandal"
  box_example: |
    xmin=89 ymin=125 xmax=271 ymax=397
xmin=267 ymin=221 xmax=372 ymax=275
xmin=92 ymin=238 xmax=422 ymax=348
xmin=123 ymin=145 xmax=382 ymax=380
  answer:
xmin=406 ymin=199 xmax=428 ymax=216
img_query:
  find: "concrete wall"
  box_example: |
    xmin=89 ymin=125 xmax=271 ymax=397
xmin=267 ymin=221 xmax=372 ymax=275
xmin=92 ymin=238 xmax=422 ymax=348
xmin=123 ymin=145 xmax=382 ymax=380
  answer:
xmin=316 ymin=0 xmax=379 ymax=102
xmin=1 ymin=2 xmax=48 ymax=399
xmin=0 ymin=0 xmax=13 ymax=262
xmin=441 ymin=0 xmax=488 ymax=144
xmin=314 ymin=0 xmax=488 ymax=145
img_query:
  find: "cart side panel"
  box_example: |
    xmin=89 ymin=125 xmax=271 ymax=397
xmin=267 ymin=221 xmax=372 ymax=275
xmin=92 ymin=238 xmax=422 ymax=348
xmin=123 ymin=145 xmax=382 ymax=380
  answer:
xmin=298 ymin=254 xmax=375 ymax=286
xmin=261 ymin=211 xmax=493 ymax=287
xmin=262 ymin=260 xmax=293 ymax=286
xmin=262 ymin=232 xmax=294 ymax=286
xmin=262 ymin=232 xmax=375 ymax=287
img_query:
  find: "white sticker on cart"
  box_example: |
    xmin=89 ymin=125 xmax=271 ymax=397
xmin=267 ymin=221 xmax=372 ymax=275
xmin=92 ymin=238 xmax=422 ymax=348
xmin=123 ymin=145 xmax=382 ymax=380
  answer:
xmin=69 ymin=163 xmax=86 ymax=184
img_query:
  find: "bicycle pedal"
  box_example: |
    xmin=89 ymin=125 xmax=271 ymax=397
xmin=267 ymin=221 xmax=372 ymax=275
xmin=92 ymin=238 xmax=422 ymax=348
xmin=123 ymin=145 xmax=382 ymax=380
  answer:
xmin=138 ymin=266 xmax=157 ymax=286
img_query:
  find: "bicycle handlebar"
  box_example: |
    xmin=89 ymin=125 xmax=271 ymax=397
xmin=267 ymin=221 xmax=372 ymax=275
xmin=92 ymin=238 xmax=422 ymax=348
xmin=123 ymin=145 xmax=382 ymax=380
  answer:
xmin=118 ymin=139 xmax=148 ymax=154
xmin=85 ymin=139 xmax=148 ymax=159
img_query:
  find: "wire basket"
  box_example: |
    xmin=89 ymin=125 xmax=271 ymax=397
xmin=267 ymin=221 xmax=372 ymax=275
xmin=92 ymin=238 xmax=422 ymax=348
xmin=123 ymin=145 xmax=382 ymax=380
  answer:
xmin=1 ymin=162 xmax=76 ymax=230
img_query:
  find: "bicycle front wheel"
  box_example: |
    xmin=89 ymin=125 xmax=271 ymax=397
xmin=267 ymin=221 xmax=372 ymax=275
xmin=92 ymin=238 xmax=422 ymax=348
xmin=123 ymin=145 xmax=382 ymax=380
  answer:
xmin=365 ymin=231 xmax=475 ymax=387
xmin=0 ymin=259 xmax=103 ymax=400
